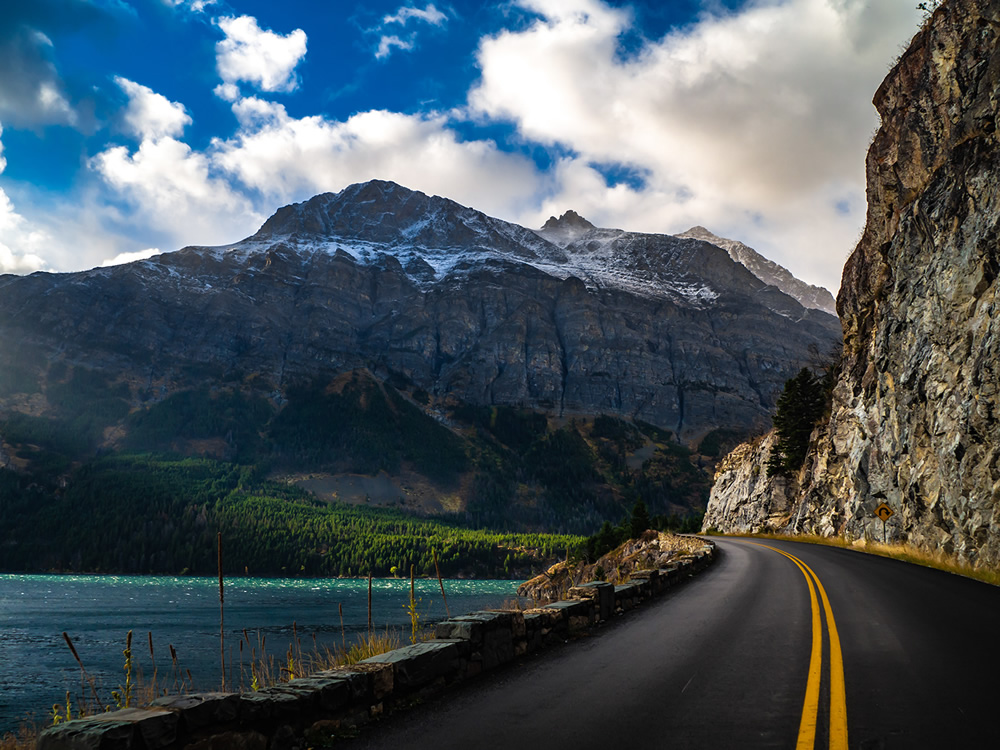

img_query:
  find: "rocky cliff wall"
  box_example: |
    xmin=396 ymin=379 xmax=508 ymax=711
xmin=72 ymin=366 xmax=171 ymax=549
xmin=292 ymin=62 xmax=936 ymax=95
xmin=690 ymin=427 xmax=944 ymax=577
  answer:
xmin=701 ymin=432 xmax=798 ymax=533
xmin=705 ymin=0 xmax=1000 ymax=566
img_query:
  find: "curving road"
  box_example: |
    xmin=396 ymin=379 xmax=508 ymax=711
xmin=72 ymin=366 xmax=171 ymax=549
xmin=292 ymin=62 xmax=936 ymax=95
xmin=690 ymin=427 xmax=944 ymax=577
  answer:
xmin=342 ymin=538 xmax=1000 ymax=749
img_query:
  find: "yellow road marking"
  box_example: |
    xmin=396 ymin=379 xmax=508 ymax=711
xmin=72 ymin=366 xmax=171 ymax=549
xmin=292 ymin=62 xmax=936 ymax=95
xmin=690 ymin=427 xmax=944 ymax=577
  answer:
xmin=750 ymin=543 xmax=849 ymax=750
xmin=807 ymin=561 xmax=848 ymax=750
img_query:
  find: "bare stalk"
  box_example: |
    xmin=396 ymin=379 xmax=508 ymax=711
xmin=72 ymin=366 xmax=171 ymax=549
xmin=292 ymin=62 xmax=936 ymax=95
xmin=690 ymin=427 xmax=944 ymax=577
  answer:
xmin=433 ymin=549 xmax=450 ymax=618
xmin=62 ymin=631 xmax=102 ymax=710
xmin=339 ymin=602 xmax=346 ymax=650
xmin=367 ymin=572 xmax=373 ymax=636
xmin=218 ymin=531 xmax=225 ymax=691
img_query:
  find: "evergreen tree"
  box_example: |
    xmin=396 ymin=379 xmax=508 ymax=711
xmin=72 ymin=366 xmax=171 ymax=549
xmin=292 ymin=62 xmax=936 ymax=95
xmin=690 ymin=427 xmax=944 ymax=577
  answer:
xmin=630 ymin=498 xmax=651 ymax=538
xmin=767 ymin=368 xmax=827 ymax=476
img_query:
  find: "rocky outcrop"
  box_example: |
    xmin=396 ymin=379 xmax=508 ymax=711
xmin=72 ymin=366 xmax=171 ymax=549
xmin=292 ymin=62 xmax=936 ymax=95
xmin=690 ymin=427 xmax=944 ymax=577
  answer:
xmin=705 ymin=0 xmax=1000 ymax=566
xmin=701 ymin=433 xmax=798 ymax=533
xmin=0 ymin=182 xmax=840 ymax=443
xmin=517 ymin=532 xmax=708 ymax=601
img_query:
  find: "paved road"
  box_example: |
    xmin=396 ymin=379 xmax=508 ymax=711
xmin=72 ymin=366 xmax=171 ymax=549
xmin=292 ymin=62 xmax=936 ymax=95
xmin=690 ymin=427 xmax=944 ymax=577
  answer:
xmin=342 ymin=538 xmax=1000 ymax=749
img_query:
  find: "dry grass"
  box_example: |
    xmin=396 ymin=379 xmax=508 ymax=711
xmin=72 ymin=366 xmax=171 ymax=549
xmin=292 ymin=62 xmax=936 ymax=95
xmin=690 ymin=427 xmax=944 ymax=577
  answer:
xmin=0 ymin=721 xmax=38 ymax=750
xmin=716 ymin=532 xmax=1000 ymax=587
xmin=238 ymin=626 xmax=402 ymax=688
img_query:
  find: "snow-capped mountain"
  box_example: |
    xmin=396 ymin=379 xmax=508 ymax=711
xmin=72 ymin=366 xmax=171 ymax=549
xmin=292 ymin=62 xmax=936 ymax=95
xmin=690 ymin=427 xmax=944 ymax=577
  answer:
xmin=0 ymin=180 xmax=840 ymax=440
xmin=213 ymin=180 xmax=833 ymax=317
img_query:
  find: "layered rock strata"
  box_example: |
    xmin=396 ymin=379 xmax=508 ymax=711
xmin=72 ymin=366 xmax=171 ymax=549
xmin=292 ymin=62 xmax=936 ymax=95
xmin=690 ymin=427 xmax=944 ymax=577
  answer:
xmin=705 ymin=0 xmax=1000 ymax=566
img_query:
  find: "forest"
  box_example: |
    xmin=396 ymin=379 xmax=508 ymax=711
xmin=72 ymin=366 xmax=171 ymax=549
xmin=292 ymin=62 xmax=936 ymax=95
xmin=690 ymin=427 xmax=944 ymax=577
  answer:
xmin=0 ymin=454 xmax=580 ymax=578
xmin=0 ymin=366 xmax=721 ymax=577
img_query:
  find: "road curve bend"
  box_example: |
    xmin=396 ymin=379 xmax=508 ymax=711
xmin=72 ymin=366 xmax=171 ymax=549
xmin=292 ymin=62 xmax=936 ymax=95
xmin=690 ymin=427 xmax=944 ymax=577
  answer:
xmin=342 ymin=538 xmax=1000 ymax=749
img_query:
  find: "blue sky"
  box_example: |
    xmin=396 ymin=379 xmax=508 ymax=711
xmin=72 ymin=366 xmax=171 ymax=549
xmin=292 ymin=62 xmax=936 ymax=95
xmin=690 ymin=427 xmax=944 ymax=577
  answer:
xmin=0 ymin=0 xmax=926 ymax=292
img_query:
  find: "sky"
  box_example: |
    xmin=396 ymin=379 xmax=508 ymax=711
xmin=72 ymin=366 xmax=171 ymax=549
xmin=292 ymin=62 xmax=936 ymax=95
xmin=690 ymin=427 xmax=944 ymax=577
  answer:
xmin=0 ymin=0 xmax=928 ymax=293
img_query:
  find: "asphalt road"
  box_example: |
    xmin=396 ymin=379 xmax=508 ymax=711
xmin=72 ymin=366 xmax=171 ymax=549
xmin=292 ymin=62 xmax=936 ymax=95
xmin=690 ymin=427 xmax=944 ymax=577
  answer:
xmin=341 ymin=538 xmax=1000 ymax=749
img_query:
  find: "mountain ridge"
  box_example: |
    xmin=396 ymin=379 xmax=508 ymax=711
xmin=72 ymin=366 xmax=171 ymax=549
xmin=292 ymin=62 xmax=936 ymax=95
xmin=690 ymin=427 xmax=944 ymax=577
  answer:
xmin=0 ymin=179 xmax=840 ymax=446
xmin=676 ymin=225 xmax=837 ymax=315
xmin=223 ymin=180 xmax=837 ymax=316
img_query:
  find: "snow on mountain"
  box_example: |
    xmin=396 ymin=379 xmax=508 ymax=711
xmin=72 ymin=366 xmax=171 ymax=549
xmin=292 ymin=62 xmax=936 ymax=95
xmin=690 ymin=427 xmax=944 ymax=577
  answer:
xmin=201 ymin=182 xmax=830 ymax=316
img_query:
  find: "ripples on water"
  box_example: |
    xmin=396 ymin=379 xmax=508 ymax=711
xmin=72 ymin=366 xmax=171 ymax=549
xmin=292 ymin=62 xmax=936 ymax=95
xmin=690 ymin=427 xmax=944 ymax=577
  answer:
xmin=0 ymin=574 xmax=518 ymax=733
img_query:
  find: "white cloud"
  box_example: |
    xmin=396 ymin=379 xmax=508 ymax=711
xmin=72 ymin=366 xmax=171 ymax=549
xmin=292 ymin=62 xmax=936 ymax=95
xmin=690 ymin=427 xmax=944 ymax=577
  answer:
xmin=116 ymin=77 xmax=192 ymax=140
xmin=376 ymin=35 xmax=414 ymax=59
xmin=384 ymin=4 xmax=448 ymax=27
xmin=0 ymin=26 xmax=77 ymax=128
xmin=214 ymin=82 xmax=240 ymax=102
xmin=212 ymin=106 xmax=541 ymax=220
xmin=470 ymin=0 xmax=924 ymax=291
xmin=0 ymin=189 xmax=48 ymax=274
xmin=100 ymin=247 xmax=162 ymax=267
xmin=215 ymin=16 xmax=308 ymax=95
xmin=374 ymin=4 xmax=448 ymax=59
xmin=91 ymin=135 xmax=261 ymax=245
xmin=163 ymin=0 xmax=217 ymax=11
xmin=0 ymin=124 xmax=48 ymax=273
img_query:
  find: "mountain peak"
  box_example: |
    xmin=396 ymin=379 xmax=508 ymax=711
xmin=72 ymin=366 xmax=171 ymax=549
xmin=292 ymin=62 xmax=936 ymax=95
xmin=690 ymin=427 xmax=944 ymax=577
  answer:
xmin=535 ymin=210 xmax=599 ymax=247
xmin=678 ymin=226 xmax=721 ymax=243
xmin=541 ymin=210 xmax=596 ymax=232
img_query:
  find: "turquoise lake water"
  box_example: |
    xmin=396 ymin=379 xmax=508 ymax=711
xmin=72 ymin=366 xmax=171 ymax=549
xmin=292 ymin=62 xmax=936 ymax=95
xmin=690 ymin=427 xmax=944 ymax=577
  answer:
xmin=0 ymin=574 xmax=519 ymax=733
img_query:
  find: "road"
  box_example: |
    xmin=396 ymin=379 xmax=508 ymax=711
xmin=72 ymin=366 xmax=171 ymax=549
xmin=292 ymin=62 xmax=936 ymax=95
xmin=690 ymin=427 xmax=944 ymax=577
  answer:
xmin=341 ymin=538 xmax=1000 ymax=749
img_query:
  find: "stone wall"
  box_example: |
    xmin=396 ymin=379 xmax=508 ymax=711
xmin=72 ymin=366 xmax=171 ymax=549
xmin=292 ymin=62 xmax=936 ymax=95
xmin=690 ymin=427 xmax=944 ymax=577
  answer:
xmin=38 ymin=541 xmax=715 ymax=750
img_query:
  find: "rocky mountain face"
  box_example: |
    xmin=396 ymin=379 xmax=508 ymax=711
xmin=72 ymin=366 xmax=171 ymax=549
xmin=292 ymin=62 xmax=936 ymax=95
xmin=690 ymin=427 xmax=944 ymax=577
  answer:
xmin=0 ymin=180 xmax=839 ymax=444
xmin=676 ymin=226 xmax=837 ymax=315
xmin=705 ymin=0 xmax=1000 ymax=566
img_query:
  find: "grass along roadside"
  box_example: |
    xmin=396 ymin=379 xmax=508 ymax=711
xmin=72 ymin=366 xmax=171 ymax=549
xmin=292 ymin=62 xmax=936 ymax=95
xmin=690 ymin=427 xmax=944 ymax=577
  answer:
xmin=710 ymin=532 xmax=1000 ymax=587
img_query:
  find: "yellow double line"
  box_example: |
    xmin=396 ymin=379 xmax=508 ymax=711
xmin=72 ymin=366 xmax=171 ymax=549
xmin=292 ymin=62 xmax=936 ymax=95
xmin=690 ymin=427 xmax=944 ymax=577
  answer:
xmin=753 ymin=543 xmax=848 ymax=750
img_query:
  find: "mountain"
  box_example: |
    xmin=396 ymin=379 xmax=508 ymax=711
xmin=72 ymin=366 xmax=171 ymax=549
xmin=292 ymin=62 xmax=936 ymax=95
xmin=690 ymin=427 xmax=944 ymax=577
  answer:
xmin=676 ymin=226 xmax=837 ymax=315
xmin=704 ymin=0 xmax=1000 ymax=567
xmin=0 ymin=179 xmax=839 ymax=446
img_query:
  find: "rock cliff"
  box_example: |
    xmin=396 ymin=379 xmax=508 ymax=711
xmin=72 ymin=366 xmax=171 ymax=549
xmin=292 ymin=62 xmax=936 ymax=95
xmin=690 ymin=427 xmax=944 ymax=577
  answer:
xmin=0 ymin=181 xmax=839 ymax=443
xmin=705 ymin=0 xmax=1000 ymax=566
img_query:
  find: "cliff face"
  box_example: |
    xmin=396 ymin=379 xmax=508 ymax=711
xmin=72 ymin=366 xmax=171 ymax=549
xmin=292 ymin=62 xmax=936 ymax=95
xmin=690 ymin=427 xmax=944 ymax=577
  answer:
xmin=701 ymin=432 xmax=798 ymax=533
xmin=705 ymin=0 xmax=1000 ymax=566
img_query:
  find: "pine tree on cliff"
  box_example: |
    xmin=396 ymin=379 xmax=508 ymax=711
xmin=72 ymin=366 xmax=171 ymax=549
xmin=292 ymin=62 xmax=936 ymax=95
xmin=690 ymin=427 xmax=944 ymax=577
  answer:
xmin=767 ymin=368 xmax=826 ymax=476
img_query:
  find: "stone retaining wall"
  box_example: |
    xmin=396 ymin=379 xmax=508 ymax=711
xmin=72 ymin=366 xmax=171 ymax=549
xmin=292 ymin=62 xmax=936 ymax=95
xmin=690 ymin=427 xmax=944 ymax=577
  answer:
xmin=38 ymin=541 xmax=715 ymax=750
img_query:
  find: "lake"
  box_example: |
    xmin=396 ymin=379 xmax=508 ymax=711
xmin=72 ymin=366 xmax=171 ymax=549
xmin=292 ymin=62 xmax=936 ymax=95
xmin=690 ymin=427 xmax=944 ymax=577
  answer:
xmin=0 ymin=574 xmax=519 ymax=733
